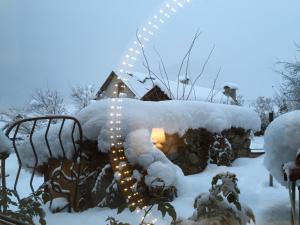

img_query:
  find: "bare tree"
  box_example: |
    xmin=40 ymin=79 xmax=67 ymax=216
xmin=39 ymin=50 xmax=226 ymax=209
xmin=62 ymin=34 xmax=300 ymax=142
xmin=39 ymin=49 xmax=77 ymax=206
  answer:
xmin=29 ymin=89 xmax=66 ymax=115
xmin=71 ymin=85 xmax=96 ymax=110
xmin=276 ymin=44 xmax=300 ymax=110
xmin=251 ymin=96 xmax=274 ymax=133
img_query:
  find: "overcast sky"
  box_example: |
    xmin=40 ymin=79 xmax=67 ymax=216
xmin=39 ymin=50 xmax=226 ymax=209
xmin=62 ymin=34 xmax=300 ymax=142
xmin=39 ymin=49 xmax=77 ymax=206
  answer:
xmin=1 ymin=0 xmax=300 ymax=110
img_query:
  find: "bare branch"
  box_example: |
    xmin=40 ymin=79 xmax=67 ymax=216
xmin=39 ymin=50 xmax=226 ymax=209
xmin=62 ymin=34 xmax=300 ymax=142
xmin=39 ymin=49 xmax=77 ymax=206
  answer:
xmin=153 ymin=47 xmax=174 ymax=98
xmin=136 ymin=29 xmax=155 ymax=88
xmin=176 ymin=30 xmax=202 ymax=99
xmin=186 ymin=45 xmax=215 ymax=100
xmin=207 ymin=67 xmax=221 ymax=102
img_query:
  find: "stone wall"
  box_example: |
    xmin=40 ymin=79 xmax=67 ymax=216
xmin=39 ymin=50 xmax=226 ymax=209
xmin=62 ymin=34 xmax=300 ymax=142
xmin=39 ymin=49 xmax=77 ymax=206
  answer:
xmin=222 ymin=128 xmax=251 ymax=158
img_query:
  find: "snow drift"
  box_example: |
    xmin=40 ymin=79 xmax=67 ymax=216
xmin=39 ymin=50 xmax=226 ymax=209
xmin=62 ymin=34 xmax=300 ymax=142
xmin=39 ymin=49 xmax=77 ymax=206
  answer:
xmin=15 ymin=99 xmax=260 ymax=189
xmin=264 ymin=110 xmax=300 ymax=187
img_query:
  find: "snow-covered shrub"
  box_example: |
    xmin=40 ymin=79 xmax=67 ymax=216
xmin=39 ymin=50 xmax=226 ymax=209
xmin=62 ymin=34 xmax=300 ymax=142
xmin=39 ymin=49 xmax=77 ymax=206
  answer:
xmin=0 ymin=187 xmax=46 ymax=225
xmin=177 ymin=172 xmax=255 ymax=225
xmin=264 ymin=110 xmax=300 ymax=186
xmin=209 ymin=134 xmax=234 ymax=166
xmin=91 ymin=164 xmax=125 ymax=209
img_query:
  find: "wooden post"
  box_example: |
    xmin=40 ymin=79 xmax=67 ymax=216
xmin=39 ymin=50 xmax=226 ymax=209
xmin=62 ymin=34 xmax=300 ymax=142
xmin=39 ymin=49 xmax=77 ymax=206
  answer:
xmin=269 ymin=111 xmax=274 ymax=123
xmin=269 ymin=174 xmax=273 ymax=187
xmin=269 ymin=112 xmax=274 ymax=187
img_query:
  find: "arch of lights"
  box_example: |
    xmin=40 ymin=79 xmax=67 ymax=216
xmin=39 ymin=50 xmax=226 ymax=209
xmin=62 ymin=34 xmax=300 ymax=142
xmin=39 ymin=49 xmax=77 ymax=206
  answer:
xmin=109 ymin=0 xmax=191 ymax=224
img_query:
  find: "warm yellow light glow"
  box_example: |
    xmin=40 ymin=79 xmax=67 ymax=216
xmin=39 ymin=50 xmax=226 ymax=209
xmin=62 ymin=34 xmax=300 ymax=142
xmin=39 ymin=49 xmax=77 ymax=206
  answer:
xmin=151 ymin=128 xmax=166 ymax=148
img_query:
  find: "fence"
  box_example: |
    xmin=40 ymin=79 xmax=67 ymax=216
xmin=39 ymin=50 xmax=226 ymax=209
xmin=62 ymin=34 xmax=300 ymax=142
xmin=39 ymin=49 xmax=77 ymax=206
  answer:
xmin=0 ymin=116 xmax=83 ymax=217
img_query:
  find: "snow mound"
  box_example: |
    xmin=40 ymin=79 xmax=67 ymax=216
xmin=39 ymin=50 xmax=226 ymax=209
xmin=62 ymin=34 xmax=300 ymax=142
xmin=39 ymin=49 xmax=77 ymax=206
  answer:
xmin=264 ymin=110 xmax=300 ymax=187
xmin=0 ymin=130 xmax=12 ymax=154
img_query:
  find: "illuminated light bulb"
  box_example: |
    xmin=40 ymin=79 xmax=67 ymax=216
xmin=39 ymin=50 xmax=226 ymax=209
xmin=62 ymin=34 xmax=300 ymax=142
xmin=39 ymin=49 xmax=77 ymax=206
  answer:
xmin=133 ymin=41 xmax=138 ymax=45
xmin=129 ymin=48 xmax=134 ymax=52
xmin=131 ymin=203 xmax=136 ymax=206
xmin=121 ymin=180 xmax=125 ymax=184
xmin=148 ymin=21 xmax=152 ymax=25
xmin=112 ymin=150 xmax=116 ymax=154
xmin=159 ymin=9 xmax=164 ymax=13
xmin=135 ymin=50 xmax=140 ymax=54
xmin=114 ymin=158 xmax=117 ymax=161
xmin=178 ymin=2 xmax=183 ymax=7
xmin=166 ymin=3 xmax=170 ymax=7
xmin=143 ymin=37 xmax=149 ymax=41
xmin=148 ymin=31 xmax=154 ymax=35
xmin=159 ymin=19 xmax=165 ymax=23
xmin=171 ymin=7 xmax=176 ymax=12
xmin=119 ymin=69 xmax=124 ymax=73
xmin=142 ymin=27 xmax=147 ymax=31
xmin=153 ymin=15 xmax=158 ymax=19
xmin=164 ymin=13 xmax=170 ymax=18
xmin=124 ymin=188 xmax=128 ymax=192
xmin=125 ymin=54 xmax=130 ymax=58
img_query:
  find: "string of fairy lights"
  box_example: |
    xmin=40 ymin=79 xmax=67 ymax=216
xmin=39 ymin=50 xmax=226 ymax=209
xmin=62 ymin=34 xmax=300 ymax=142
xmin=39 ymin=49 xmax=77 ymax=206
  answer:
xmin=118 ymin=0 xmax=191 ymax=79
xmin=109 ymin=0 xmax=191 ymax=224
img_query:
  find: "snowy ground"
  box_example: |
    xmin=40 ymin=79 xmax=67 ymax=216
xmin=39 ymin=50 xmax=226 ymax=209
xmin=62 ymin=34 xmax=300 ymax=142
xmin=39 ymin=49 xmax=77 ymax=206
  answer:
xmin=4 ymin=137 xmax=291 ymax=225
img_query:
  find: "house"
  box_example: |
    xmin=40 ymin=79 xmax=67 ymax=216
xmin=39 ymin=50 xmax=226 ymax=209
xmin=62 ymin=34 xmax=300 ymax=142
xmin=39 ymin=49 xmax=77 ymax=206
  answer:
xmin=95 ymin=71 xmax=238 ymax=103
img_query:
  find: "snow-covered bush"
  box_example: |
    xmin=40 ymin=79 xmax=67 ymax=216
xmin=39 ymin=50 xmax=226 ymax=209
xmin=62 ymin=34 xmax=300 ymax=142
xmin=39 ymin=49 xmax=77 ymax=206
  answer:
xmin=264 ymin=110 xmax=300 ymax=186
xmin=177 ymin=172 xmax=255 ymax=225
xmin=209 ymin=134 xmax=233 ymax=166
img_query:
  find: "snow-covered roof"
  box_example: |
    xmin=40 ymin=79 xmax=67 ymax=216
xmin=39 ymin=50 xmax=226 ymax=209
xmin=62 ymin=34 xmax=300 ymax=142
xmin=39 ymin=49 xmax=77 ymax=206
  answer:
xmin=264 ymin=110 xmax=300 ymax=187
xmin=116 ymin=71 xmax=230 ymax=102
